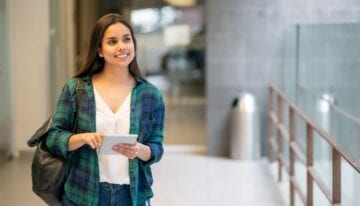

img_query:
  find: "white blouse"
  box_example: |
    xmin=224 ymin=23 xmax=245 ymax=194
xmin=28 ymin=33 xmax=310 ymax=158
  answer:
xmin=94 ymin=88 xmax=132 ymax=185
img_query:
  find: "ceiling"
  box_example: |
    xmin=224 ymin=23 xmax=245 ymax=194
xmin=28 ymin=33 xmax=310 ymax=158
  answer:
xmin=102 ymin=0 xmax=204 ymax=10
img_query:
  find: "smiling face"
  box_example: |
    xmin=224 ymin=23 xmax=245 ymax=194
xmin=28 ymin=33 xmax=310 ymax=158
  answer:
xmin=98 ymin=22 xmax=135 ymax=69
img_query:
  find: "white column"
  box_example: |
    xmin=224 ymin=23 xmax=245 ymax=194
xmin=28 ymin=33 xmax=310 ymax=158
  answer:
xmin=7 ymin=0 xmax=50 ymax=155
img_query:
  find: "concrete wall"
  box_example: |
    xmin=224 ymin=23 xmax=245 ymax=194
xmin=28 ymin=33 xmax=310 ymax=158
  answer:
xmin=206 ymin=0 xmax=360 ymax=156
xmin=7 ymin=0 xmax=50 ymax=154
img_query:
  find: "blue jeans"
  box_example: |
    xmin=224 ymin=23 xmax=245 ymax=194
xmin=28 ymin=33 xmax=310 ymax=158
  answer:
xmin=99 ymin=182 xmax=151 ymax=206
xmin=61 ymin=183 xmax=150 ymax=206
xmin=99 ymin=182 xmax=131 ymax=206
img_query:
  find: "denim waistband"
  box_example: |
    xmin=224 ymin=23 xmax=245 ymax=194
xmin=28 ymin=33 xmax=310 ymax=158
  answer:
xmin=99 ymin=182 xmax=130 ymax=189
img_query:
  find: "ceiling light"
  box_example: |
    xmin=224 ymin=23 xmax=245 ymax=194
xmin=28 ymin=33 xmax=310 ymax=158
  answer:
xmin=165 ymin=0 xmax=196 ymax=7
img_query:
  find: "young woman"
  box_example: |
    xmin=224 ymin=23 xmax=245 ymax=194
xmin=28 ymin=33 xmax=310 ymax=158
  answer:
xmin=46 ymin=13 xmax=165 ymax=206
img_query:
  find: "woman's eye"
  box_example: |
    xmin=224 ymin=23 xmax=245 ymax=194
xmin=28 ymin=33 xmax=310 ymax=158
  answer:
xmin=108 ymin=39 xmax=117 ymax=45
xmin=123 ymin=37 xmax=131 ymax=43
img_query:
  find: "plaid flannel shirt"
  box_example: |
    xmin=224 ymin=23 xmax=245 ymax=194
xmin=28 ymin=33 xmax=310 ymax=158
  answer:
xmin=46 ymin=76 xmax=165 ymax=206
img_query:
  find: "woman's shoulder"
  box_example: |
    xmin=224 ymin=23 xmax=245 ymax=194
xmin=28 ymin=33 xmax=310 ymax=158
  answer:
xmin=137 ymin=79 xmax=163 ymax=97
xmin=64 ymin=78 xmax=78 ymax=87
xmin=62 ymin=77 xmax=90 ymax=94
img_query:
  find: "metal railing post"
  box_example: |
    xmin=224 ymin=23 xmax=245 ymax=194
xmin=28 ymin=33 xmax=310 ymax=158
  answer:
xmin=289 ymin=108 xmax=295 ymax=206
xmin=332 ymin=149 xmax=341 ymax=205
xmin=277 ymin=94 xmax=283 ymax=182
xmin=306 ymin=124 xmax=314 ymax=206
xmin=268 ymin=87 xmax=274 ymax=161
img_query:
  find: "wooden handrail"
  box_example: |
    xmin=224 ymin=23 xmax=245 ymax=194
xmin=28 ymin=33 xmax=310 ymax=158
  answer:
xmin=268 ymin=84 xmax=360 ymax=206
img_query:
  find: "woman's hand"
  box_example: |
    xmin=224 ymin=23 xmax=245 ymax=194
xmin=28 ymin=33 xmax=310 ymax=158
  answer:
xmin=112 ymin=142 xmax=151 ymax=161
xmin=68 ymin=132 xmax=104 ymax=151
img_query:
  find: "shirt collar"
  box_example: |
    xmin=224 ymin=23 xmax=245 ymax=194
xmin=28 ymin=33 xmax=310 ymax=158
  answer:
xmin=80 ymin=75 xmax=145 ymax=85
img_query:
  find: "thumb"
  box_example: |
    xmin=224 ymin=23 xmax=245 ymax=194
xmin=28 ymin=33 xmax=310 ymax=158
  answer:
xmin=98 ymin=132 xmax=105 ymax=139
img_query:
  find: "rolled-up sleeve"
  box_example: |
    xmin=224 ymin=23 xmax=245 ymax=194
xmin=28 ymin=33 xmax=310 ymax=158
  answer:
xmin=46 ymin=81 xmax=76 ymax=159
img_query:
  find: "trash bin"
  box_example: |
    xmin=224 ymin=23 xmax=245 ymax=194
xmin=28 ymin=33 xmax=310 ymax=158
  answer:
xmin=230 ymin=93 xmax=260 ymax=160
xmin=315 ymin=93 xmax=334 ymax=159
xmin=315 ymin=93 xmax=334 ymax=133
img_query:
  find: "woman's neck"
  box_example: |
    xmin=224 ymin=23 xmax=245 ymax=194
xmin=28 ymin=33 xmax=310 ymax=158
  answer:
xmin=99 ymin=66 xmax=134 ymax=85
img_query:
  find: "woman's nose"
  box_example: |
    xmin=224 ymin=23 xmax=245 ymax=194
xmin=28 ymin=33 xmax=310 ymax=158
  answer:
xmin=116 ymin=42 xmax=125 ymax=50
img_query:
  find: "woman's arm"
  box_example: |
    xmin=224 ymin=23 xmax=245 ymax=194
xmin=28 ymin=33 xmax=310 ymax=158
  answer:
xmin=68 ymin=132 xmax=104 ymax=151
xmin=141 ymin=90 xmax=165 ymax=165
xmin=46 ymin=80 xmax=77 ymax=158
xmin=113 ymin=88 xmax=165 ymax=163
xmin=46 ymin=79 xmax=104 ymax=157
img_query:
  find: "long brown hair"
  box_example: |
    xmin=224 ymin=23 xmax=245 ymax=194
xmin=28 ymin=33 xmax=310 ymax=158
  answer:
xmin=75 ymin=13 xmax=142 ymax=78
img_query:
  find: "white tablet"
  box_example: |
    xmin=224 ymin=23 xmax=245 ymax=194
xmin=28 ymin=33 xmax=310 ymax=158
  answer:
xmin=98 ymin=134 xmax=137 ymax=155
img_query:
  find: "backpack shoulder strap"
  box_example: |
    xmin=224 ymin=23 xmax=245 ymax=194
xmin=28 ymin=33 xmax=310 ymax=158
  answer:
xmin=73 ymin=78 xmax=85 ymax=133
xmin=76 ymin=78 xmax=85 ymax=103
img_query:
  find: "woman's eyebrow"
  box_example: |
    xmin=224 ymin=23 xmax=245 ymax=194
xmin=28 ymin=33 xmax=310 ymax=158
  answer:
xmin=106 ymin=34 xmax=130 ymax=39
xmin=106 ymin=36 xmax=117 ymax=40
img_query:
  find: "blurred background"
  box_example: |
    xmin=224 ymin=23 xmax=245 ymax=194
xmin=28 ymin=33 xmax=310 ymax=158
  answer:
xmin=1 ymin=0 xmax=360 ymax=205
xmin=0 ymin=0 xmax=207 ymax=157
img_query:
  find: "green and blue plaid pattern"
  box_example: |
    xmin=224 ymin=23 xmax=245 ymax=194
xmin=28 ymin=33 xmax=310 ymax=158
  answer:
xmin=46 ymin=76 xmax=165 ymax=206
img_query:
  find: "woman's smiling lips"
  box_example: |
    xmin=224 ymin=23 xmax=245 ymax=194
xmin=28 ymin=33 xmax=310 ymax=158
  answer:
xmin=115 ymin=53 xmax=129 ymax=59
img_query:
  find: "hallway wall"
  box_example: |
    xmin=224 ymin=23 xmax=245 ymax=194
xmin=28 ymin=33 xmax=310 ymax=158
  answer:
xmin=7 ymin=0 xmax=50 ymax=154
xmin=206 ymin=0 xmax=360 ymax=156
xmin=0 ymin=0 xmax=11 ymax=150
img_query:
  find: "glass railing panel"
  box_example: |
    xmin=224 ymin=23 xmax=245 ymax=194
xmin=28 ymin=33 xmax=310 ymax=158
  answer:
xmin=297 ymin=24 xmax=360 ymax=120
xmin=298 ymin=85 xmax=360 ymax=160
xmin=294 ymin=155 xmax=307 ymax=199
xmin=282 ymin=102 xmax=290 ymax=132
xmin=329 ymin=106 xmax=360 ymax=160
xmin=283 ymin=139 xmax=290 ymax=165
xmin=283 ymin=22 xmax=360 ymax=205
xmin=282 ymin=104 xmax=290 ymax=163
xmin=295 ymin=112 xmax=306 ymax=154
xmin=313 ymin=130 xmax=332 ymax=194
xmin=313 ymin=183 xmax=331 ymax=206
xmin=342 ymin=158 xmax=360 ymax=206
xmin=284 ymin=22 xmax=360 ymax=160
xmin=294 ymin=192 xmax=304 ymax=206
xmin=283 ymin=25 xmax=298 ymax=103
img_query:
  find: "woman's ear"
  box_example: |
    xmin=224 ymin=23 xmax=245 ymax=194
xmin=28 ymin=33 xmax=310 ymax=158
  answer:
xmin=98 ymin=48 xmax=103 ymax=57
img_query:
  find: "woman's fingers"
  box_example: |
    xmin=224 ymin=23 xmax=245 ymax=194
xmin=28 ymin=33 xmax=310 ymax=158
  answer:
xmin=90 ymin=138 xmax=99 ymax=149
xmin=112 ymin=142 xmax=139 ymax=159
xmin=87 ymin=139 xmax=96 ymax=149
xmin=81 ymin=133 xmax=104 ymax=149
xmin=93 ymin=133 xmax=103 ymax=148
